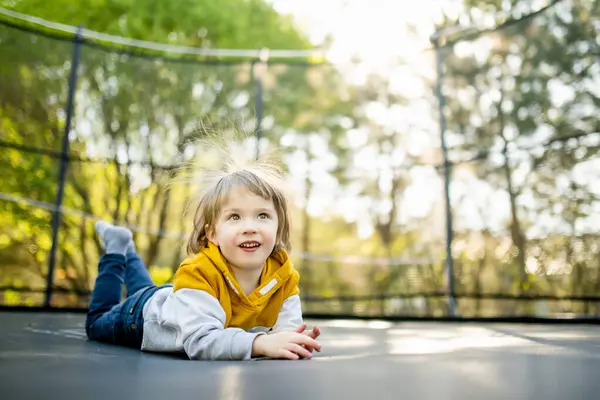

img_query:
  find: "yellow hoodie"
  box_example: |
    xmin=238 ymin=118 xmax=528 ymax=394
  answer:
xmin=173 ymin=242 xmax=300 ymax=331
xmin=140 ymin=242 xmax=304 ymax=360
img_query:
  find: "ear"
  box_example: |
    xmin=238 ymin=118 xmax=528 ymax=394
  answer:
xmin=205 ymin=224 xmax=218 ymax=246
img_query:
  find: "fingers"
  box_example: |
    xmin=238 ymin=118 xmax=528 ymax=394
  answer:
xmin=292 ymin=323 xmax=307 ymax=333
xmin=291 ymin=324 xmax=321 ymax=341
xmin=267 ymin=330 xmax=323 ymax=360
xmin=293 ymin=333 xmax=322 ymax=352
xmin=308 ymin=327 xmax=321 ymax=339
xmin=302 ymin=327 xmax=321 ymax=340
xmin=287 ymin=343 xmax=313 ymax=359
xmin=279 ymin=349 xmax=300 ymax=360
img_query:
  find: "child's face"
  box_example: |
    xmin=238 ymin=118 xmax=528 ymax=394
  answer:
xmin=208 ymin=185 xmax=279 ymax=271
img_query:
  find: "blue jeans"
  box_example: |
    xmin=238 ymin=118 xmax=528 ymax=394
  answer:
xmin=85 ymin=251 xmax=171 ymax=349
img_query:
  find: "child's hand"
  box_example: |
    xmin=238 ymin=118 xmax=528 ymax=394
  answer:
xmin=292 ymin=323 xmax=321 ymax=340
xmin=252 ymin=331 xmax=321 ymax=360
xmin=290 ymin=323 xmax=321 ymax=355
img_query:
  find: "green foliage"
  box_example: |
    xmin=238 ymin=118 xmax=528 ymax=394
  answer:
xmin=0 ymin=0 xmax=319 ymax=305
xmin=1 ymin=0 xmax=599 ymax=318
xmin=437 ymin=0 xmax=600 ymax=309
xmin=1 ymin=0 xmax=310 ymax=50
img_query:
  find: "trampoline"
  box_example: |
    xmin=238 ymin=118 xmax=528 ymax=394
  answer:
xmin=1 ymin=311 xmax=599 ymax=399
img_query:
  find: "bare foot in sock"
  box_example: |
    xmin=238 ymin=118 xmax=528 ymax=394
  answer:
xmin=95 ymin=220 xmax=133 ymax=256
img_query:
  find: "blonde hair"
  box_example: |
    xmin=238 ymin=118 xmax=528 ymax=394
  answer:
xmin=181 ymin=130 xmax=292 ymax=256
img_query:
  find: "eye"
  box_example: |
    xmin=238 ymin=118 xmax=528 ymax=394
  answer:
xmin=228 ymin=213 xmax=240 ymax=221
xmin=258 ymin=213 xmax=269 ymax=219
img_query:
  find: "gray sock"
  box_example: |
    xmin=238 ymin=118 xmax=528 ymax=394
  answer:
xmin=95 ymin=220 xmax=133 ymax=256
xmin=126 ymin=241 xmax=136 ymax=255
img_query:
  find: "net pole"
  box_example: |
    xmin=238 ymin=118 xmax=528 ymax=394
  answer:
xmin=44 ymin=26 xmax=84 ymax=308
xmin=431 ymin=32 xmax=457 ymax=317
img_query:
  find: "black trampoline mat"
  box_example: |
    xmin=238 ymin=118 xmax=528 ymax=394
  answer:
xmin=1 ymin=311 xmax=600 ymax=400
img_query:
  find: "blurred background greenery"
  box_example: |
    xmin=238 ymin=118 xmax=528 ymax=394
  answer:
xmin=0 ymin=0 xmax=598 ymax=318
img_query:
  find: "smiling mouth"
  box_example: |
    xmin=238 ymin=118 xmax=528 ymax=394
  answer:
xmin=239 ymin=242 xmax=261 ymax=249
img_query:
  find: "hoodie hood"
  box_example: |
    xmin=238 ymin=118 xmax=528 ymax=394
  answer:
xmin=201 ymin=241 xmax=295 ymax=305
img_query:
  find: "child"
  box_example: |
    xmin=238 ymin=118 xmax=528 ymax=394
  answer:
xmin=85 ymin=159 xmax=321 ymax=360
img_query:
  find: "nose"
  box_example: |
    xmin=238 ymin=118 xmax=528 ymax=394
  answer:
xmin=240 ymin=219 xmax=258 ymax=234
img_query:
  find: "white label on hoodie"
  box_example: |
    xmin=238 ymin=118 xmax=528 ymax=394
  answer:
xmin=259 ymin=278 xmax=278 ymax=295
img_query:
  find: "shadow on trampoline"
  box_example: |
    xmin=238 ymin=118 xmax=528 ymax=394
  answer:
xmin=1 ymin=311 xmax=600 ymax=400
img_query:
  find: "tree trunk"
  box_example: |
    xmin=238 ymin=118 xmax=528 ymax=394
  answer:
xmin=498 ymin=94 xmax=528 ymax=294
xmin=301 ymin=148 xmax=313 ymax=294
xmin=146 ymin=186 xmax=171 ymax=268
xmin=502 ymin=147 xmax=528 ymax=292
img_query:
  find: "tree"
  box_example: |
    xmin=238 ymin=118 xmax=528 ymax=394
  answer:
xmin=438 ymin=0 xmax=600 ymax=311
xmin=0 ymin=0 xmax=319 ymax=306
